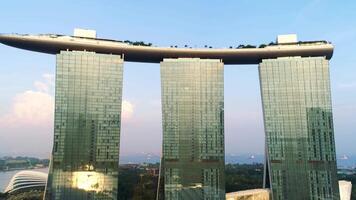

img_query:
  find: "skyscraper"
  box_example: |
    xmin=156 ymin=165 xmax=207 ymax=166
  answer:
xmin=0 ymin=31 xmax=339 ymax=200
xmin=45 ymin=51 xmax=124 ymax=200
xmin=259 ymin=57 xmax=339 ymax=200
xmin=161 ymin=58 xmax=225 ymax=200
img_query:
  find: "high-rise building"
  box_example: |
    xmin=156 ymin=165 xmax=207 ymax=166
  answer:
xmin=45 ymin=51 xmax=124 ymax=200
xmin=0 ymin=31 xmax=339 ymax=200
xmin=160 ymin=58 xmax=225 ymax=200
xmin=259 ymin=57 xmax=339 ymax=200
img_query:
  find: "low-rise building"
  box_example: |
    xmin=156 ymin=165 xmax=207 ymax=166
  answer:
xmin=339 ymin=180 xmax=352 ymax=200
xmin=226 ymin=189 xmax=270 ymax=200
xmin=4 ymin=170 xmax=47 ymax=194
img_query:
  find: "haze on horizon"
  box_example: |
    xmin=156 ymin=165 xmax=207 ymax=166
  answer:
xmin=0 ymin=0 xmax=355 ymax=159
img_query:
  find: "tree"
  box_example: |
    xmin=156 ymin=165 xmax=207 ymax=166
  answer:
xmin=237 ymin=44 xmax=245 ymax=48
xmin=259 ymin=44 xmax=267 ymax=48
xmin=5 ymin=190 xmax=44 ymax=200
xmin=243 ymin=44 xmax=256 ymax=48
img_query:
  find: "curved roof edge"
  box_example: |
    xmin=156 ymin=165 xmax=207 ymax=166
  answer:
xmin=4 ymin=170 xmax=47 ymax=194
xmin=0 ymin=34 xmax=334 ymax=64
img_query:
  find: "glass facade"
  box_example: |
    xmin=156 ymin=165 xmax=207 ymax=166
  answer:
xmin=160 ymin=58 xmax=225 ymax=200
xmin=259 ymin=57 xmax=339 ymax=200
xmin=45 ymin=51 xmax=123 ymax=200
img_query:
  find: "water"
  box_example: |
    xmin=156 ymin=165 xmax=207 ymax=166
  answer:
xmin=0 ymin=168 xmax=48 ymax=192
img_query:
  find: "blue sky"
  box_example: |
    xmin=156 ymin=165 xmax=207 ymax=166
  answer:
xmin=0 ymin=0 xmax=355 ymax=158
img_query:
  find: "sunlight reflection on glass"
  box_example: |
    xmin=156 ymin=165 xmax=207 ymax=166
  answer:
xmin=72 ymin=171 xmax=104 ymax=192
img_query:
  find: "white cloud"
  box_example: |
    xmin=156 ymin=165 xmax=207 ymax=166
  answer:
xmin=33 ymin=73 xmax=55 ymax=94
xmin=0 ymin=74 xmax=55 ymax=127
xmin=0 ymin=73 xmax=55 ymax=157
xmin=34 ymin=81 xmax=49 ymax=93
xmin=122 ymin=100 xmax=134 ymax=122
xmin=0 ymin=73 xmax=137 ymax=157
xmin=0 ymin=90 xmax=54 ymax=126
xmin=1 ymin=73 xmax=135 ymax=127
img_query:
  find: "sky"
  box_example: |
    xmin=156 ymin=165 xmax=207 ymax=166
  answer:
xmin=0 ymin=0 xmax=355 ymax=158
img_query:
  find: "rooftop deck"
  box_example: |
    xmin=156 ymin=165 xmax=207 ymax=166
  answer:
xmin=0 ymin=33 xmax=333 ymax=64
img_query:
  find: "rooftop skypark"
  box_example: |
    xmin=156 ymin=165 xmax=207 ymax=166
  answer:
xmin=0 ymin=30 xmax=333 ymax=64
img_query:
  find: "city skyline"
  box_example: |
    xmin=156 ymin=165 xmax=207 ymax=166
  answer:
xmin=0 ymin=1 xmax=355 ymax=159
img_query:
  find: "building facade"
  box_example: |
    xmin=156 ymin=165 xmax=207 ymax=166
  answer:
xmin=225 ymin=189 xmax=271 ymax=200
xmin=259 ymin=57 xmax=339 ymax=200
xmin=0 ymin=31 xmax=341 ymax=200
xmin=45 ymin=51 xmax=124 ymax=200
xmin=338 ymin=180 xmax=352 ymax=200
xmin=5 ymin=171 xmax=47 ymax=194
xmin=161 ymin=58 xmax=225 ymax=200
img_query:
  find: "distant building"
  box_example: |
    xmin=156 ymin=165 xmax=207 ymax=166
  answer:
xmin=226 ymin=189 xmax=270 ymax=200
xmin=339 ymin=180 xmax=352 ymax=200
xmin=146 ymin=167 xmax=159 ymax=177
xmin=4 ymin=171 xmax=47 ymax=194
xmin=120 ymin=164 xmax=140 ymax=170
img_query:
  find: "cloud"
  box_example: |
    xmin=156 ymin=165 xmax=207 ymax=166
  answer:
xmin=122 ymin=100 xmax=134 ymax=122
xmin=32 ymin=73 xmax=55 ymax=94
xmin=0 ymin=73 xmax=55 ymax=158
xmin=34 ymin=81 xmax=49 ymax=93
xmin=1 ymin=72 xmax=135 ymax=127
xmin=0 ymin=75 xmax=55 ymax=127
xmin=0 ymin=72 xmax=138 ymax=157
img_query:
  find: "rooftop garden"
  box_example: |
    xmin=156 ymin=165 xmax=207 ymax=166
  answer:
xmin=122 ymin=40 xmax=328 ymax=49
xmin=71 ymin=34 xmax=329 ymax=49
